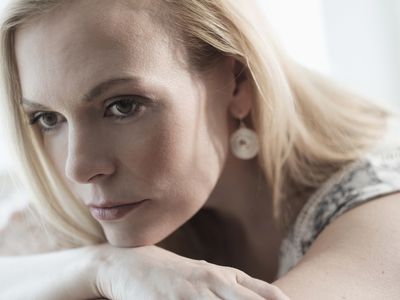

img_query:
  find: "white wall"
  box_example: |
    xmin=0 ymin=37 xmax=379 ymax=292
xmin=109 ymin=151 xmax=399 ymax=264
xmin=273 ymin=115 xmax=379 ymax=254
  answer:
xmin=321 ymin=0 xmax=400 ymax=108
xmin=257 ymin=0 xmax=400 ymax=109
xmin=257 ymin=0 xmax=331 ymax=74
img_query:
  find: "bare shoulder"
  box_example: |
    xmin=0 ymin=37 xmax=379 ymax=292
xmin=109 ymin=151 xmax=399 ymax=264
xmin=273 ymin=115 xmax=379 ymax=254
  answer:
xmin=273 ymin=192 xmax=400 ymax=300
xmin=0 ymin=200 xmax=73 ymax=255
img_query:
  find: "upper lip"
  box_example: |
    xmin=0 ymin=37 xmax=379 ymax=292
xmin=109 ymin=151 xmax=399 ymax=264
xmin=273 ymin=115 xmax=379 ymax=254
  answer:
xmin=87 ymin=199 xmax=148 ymax=209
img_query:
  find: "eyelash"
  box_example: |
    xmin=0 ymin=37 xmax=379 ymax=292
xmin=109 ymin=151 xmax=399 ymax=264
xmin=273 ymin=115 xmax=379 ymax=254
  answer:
xmin=28 ymin=96 xmax=145 ymax=133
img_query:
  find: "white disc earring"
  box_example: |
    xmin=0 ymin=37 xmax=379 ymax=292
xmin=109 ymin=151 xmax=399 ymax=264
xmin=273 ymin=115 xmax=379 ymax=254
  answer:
xmin=230 ymin=118 xmax=260 ymax=160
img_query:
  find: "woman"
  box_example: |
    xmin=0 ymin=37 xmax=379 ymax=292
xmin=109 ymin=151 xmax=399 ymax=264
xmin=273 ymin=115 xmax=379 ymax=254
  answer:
xmin=1 ymin=0 xmax=399 ymax=299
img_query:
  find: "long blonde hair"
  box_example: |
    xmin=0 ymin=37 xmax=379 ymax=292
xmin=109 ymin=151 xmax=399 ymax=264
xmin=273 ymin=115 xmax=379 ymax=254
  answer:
xmin=0 ymin=0 xmax=389 ymax=246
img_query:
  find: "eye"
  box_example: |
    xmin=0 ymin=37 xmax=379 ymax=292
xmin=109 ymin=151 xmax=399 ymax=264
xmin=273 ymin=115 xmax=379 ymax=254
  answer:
xmin=27 ymin=96 xmax=148 ymax=133
xmin=104 ymin=97 xmax=145 ymax=119
xmin=29 ymin=112 xmax=65 ymax=133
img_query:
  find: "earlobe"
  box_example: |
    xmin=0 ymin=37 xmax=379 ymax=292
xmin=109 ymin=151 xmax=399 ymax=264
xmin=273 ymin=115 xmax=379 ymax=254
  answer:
xmin=228 ymin=59 xmax=253 ymax=119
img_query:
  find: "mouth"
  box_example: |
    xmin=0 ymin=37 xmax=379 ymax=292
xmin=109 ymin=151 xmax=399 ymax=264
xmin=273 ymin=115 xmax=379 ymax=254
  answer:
xmin=88 ymin=199 xmax=149 ymax=221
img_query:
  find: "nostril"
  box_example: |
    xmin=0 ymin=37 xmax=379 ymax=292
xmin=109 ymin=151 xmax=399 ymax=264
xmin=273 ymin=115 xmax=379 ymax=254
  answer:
xmin=88 ymin=173 xmax=106 ymax=183
xmin=65 ymin=158 xmax=115 ymax=184
xmin=64 ymin=136 xmax=116 ymax=184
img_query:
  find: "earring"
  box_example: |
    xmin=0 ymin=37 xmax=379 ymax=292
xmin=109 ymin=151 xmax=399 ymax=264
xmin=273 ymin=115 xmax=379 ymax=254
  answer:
xmin=230 ymin=118 xmax=260 ymax=160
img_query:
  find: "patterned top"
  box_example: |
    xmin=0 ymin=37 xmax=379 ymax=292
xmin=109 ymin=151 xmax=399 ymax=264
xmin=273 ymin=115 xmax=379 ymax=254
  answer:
xmin=275 ymin=117 xmax=400 ymax=279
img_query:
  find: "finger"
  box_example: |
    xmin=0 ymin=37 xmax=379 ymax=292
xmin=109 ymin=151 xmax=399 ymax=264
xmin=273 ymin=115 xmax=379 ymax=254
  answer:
xmin=266 ymin=284 xmax=291 ymax=300
xmin=237 ymin=274 xmax=290 ymax=300
xmin=211 ymin=284 xmax=265 ymax=300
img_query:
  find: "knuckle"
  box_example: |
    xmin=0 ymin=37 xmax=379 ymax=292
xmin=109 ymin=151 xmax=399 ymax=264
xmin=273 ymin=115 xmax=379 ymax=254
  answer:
xmin=197 ymin=259 xmax=208 ymax=265
xmin=222 ymin=265 xmax=248 ymax=283
xmin=200 ymin=266 xmax=227 ymax=284
xmin=201 ymin=266 xmax=218 ymax=280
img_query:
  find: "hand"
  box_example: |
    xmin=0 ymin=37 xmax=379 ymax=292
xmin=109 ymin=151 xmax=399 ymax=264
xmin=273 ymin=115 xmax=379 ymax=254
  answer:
xmin=94 ymin=244 xmax=290 ymax=299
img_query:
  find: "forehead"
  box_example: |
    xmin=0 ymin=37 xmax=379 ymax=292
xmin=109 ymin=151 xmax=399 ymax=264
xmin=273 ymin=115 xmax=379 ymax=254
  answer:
xmin=14 ymin=0 xmax=184 ymax=107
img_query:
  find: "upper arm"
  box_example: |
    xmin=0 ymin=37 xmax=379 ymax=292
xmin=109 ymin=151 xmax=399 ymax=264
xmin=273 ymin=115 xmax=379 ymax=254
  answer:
xmin=272 ymin=193 xmax=400 ymax=300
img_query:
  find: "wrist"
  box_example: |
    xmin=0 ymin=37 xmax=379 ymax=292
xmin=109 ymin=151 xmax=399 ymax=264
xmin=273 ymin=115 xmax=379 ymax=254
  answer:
xmin=90 ymin=243 xmax=117 ymax=297
xmin=58 ymin=244 xmax=105 ymax=299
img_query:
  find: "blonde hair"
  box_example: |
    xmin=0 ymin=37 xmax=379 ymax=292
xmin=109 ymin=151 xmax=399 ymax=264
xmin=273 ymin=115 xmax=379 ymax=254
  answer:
xmin=0 ymin=0 xmax=389 ymax=246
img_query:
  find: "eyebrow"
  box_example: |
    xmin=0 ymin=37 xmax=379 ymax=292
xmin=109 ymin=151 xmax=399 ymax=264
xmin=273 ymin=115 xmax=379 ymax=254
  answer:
xmin=21 ymin=77 xmax=143 ymax=109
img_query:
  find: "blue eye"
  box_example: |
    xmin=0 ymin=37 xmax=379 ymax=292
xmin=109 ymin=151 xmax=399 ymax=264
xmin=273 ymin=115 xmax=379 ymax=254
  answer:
xmin=28 ymin=96 xmax=146 ymax=133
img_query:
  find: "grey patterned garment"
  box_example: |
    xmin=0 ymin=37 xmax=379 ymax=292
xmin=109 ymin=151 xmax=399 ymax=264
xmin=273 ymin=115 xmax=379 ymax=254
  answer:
xmin=275 ymin=117 xmax=400 ymax=279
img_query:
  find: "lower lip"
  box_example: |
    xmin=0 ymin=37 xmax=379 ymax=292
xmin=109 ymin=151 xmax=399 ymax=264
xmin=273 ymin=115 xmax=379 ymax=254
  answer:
xmin=89 ymin=199 xmax=148 ymax=221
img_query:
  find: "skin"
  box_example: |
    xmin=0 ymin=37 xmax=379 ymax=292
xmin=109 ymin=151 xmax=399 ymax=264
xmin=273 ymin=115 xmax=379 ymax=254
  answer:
xmin=15 ymin=0 xmax=282 ymax=282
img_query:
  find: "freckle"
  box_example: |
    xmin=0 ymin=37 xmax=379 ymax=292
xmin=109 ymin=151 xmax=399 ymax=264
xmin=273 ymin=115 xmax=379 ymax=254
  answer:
xmin=381 ymin=270 xmax=385 ymax=274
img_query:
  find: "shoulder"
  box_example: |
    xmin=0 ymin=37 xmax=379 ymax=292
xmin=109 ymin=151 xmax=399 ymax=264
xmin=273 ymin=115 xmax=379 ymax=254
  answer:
xmin=0 ymin=193 xmax=74 ymax=255
xmin=272 ymin=118 xmax=400 ymax=297
xmin=278 ymin=143 xmax=400 ymax=277
xmin=304 ymin=146 xmax=400 ymax=251
xmin=273 ymin=191 xmax=400 ymax=299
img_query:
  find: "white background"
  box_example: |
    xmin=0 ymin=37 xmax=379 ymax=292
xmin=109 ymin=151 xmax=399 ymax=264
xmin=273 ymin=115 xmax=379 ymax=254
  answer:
xmin=259 ymin=0 xmax=400 ymax=108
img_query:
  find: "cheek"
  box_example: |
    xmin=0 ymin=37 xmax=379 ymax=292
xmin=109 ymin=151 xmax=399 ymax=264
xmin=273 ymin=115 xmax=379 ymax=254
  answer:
xmin=43 ymin=130 xmax=69 ymax=178
xmin=123 ymin=102 xmax=228 ymax=207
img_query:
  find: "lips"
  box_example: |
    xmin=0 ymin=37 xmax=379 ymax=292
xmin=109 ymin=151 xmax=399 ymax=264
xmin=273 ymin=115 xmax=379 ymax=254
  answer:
xmin=88 ymin=199 xmax=149 ymax=221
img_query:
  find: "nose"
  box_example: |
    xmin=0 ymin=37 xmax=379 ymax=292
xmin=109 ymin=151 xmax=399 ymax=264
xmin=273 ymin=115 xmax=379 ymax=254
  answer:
xmin=65 ymin=125 xmax=116 ymax=184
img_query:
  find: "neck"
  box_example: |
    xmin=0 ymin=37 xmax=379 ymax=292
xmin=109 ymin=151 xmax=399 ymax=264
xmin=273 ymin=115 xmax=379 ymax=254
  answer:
xmin=204 ymin=153 xmax=273 ymax=235
xmin=201 ymin=153 xmax=283 ymax=281
xmin=157 ymin=153 xmax=285 ymax=282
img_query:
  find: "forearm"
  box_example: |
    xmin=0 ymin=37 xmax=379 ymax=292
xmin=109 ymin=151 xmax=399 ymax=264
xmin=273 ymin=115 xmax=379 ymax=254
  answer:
xmin=0 ymin=246 xmax=100 ymax=300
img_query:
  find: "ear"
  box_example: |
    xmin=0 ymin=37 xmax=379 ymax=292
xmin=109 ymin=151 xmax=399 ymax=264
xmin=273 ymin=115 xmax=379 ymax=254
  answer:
xmin=227 ymin=57 xmax=253 ymax=119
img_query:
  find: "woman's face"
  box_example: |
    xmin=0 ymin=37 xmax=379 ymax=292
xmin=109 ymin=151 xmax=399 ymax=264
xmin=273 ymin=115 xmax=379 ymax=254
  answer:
xmin=15 ymin=0 xmax=240 ymax=246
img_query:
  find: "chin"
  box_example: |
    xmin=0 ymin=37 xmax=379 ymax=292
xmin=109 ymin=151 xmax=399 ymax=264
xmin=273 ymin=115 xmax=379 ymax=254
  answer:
xmin=105 ymin=234 xmax=154 ymax=248
xmin=108 ymin=240 xmax=146 ymax=248
xmin=104 ymin=226 xmax=171 ymax=248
